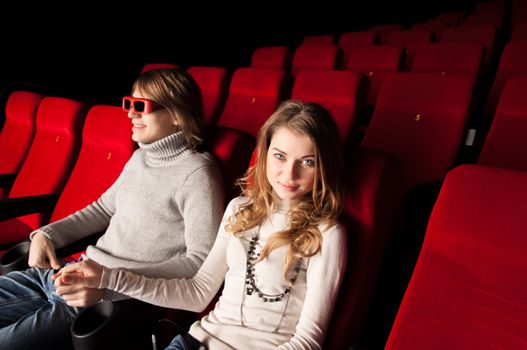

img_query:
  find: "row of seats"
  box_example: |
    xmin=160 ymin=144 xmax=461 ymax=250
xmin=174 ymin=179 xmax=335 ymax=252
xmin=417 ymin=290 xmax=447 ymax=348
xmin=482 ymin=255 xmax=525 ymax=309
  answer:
xmin=147 ymin=37 xmax=525 ymax=137
xmin=4 ymin=37 xmax=527 ymax=182
xmin=301 ymin=1 xmax=518 ymax=47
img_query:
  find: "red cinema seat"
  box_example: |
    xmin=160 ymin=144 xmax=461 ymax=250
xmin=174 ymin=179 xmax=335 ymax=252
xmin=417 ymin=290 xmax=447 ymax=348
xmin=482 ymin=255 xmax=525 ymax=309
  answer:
xmin=411 ymin=42 xmax=485 ymax=80
xmin=187 ymin=66 xmax=228 ymax=126
xmin=362 ymin=73 xmax=474 ymax=192
xmin=210 ymin=126 xmax=255 ymax=201
xmin=484 ymin=42 xmax=527 ymax=126
xmin=435 ymin=12 xmax=466 ymax=26
xmin=250 ymin=46 xmax=291 ymax=71
xmin=325 ymin=148 xmax=402 ymax=349
xmin=411 ymin=19 xmax=449 ymax=41
xmin=0 ymin=97 xmax=87 ymax=245
xmin=479 ymin=76 xmax=527 ymax=171
xmin=141 ymin=63 xmax=178 ymax=74
xmin=302 ymin=34 xmax=335 ymax=45
xmin=291 ymin=45 xmax=340 ymax=78
xmin=48 ymin=105 xmax=134 ymax=225
xmin=0 ymin=91 xmax=44 ymax=196
xmin=386 ymin=164 xmax=527 ymax=349
xmin=371 ymin=24 xmax=404 ymax=44
xmin=386 ymin=30 xmax=433 ymax=71
xmin=441 ymin=25 xmax=497 ymax=79
xmin=338 ymin=31 xmax=378 ymax=58
xmin=217 ymin=67 xmax=285 ymax=137
xmin=291 ymin=70 xmax=366 ymax=142
xmin=343 ymin=45 xmax=403 ymax=106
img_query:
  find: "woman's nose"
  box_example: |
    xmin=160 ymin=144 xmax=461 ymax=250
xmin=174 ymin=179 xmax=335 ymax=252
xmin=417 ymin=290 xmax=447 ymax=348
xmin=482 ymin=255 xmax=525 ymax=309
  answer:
xmin=128 ymin=110 xmax=140 ymax=119
xmin=283 ymin=161 xmax=299 ymax=180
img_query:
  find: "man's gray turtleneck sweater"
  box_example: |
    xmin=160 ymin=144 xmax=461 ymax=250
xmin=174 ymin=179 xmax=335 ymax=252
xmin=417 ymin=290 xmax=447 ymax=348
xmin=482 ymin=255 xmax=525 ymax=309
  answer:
xmin=40 ymin=132 xmax=225 ymax=299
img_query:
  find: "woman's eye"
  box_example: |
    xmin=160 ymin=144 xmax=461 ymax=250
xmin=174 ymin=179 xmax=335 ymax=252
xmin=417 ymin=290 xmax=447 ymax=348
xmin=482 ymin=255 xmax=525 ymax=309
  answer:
xmin=303 ymin=159 xmax=315 ymax=167
xmin=274 ymin=153 xmax=286 ymax=160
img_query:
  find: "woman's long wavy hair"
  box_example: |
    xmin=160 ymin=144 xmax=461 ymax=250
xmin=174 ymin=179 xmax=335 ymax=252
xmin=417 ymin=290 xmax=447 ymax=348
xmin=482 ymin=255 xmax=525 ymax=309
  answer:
xmin=226 ymin=100 xmax=345 ymax=276
xmin=133 ymin=67 xmax=205 ymax=150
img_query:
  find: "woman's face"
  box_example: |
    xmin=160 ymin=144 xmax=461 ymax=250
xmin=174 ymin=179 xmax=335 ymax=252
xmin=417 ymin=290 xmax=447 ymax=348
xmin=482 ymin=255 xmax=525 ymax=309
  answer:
xmin=128 ymin=91 xmax=179 ymax=144
xmin=266 ymin=126 xmax=316 ymax=202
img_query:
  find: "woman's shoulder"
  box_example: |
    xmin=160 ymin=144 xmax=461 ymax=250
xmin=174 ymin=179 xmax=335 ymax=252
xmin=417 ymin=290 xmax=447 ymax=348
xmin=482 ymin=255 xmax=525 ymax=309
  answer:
xmin=226 ymin=196 xmax=251 ymax=213
xmin=319 ymin=221 xmax=347 ymax=241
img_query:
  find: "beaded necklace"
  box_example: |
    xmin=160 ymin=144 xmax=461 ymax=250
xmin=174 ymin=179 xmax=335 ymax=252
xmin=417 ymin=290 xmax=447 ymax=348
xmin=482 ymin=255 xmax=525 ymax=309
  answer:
xmin=240 ymin=225 xmax=302 ymax=332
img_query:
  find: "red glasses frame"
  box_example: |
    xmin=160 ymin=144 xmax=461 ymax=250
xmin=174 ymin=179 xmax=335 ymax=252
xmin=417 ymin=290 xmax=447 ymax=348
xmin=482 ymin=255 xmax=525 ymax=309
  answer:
xmin=122 ymin=96 xmax=163 ymax=114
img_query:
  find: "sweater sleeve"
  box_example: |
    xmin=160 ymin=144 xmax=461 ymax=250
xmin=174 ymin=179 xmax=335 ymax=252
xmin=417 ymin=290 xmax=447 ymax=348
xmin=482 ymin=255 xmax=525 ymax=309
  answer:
xmin=38 ymin=159 xmax=129 ymax=248
xmin=119 ymin=164 xmax=225 ymax=278
xmin=98 ymin=198 xmax=237 ymax=312
xmin=276 ymin=224 xmax=348 ymax=350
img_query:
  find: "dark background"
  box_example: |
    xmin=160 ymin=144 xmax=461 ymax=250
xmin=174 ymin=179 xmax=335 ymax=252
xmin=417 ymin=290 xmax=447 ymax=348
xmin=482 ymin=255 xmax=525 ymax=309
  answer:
xmin=0 ymin=1 xmax=477 ymax=106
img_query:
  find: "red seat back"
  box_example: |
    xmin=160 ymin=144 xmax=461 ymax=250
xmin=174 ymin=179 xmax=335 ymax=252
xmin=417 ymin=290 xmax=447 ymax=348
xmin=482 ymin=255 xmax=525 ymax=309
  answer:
xmin=484 ymin=42 xmax=527 ymax=123
xmin=251 ymin=46 xmax=291 ymax=71
xmin=479 ymin=76 xmax=527 ymax=171
xmin=386 ymin=164 xmax=527 ymax=349
xmin=217 ymin=67 xmax=285 ymax=137
xmin=362 ymin=73 xmax=474 ymax=192
xmin=291 ymin=45 xmax=340 ymax=77
xmin=187 ymin=66 xmax=228 ymax=126
xmin=411 ymin=42 xmax=485 ymax=80
xmin=386 ymin=30 xmax=433 ymax=71
xmin=343 ymin=45 xmax=403 ymax=106
xmin=292 ymin=70 xmax=366 ymax=142
xmin=0 ymin=91 xmax=44 ymax=175
xmin=338 ymin=31 xmax=378 ymax=64
xmin=302 ymin=34 xmax=335 ymax=45
xmin=141 ymin=63 xmax=178 ymax=74
xmin=210 ymin=126 xmax=255 ymax=201
xmin=50 ymin=105 xmax=134 ymax=222
xmin=325 ymin=148 xmax=402 ymax=348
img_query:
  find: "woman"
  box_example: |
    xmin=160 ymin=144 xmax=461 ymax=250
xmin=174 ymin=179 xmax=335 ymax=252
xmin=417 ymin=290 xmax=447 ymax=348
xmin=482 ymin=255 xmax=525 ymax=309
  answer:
xmin=59 ymin=100 xmax=347 ymax=349
xmin=0 ymin=68 xmax=224 ymax=349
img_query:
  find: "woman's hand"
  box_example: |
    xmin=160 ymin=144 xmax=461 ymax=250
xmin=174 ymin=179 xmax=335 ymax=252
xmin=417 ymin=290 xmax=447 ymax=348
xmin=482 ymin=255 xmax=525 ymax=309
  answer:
xmin=56 ymin=257 xmax=104 ymax=288
xmin=52 ymin=257 xmax=105 ymax=307
xmin=28 ymin=231 xmax=62 ymax=269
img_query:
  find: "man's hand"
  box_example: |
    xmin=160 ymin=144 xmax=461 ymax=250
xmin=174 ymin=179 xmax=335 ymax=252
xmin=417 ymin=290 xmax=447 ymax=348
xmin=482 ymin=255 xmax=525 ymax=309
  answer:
xmin=55 ymin=282 xmax=104 ymax=307
xmin=28 ymin=231 xmax=61 ymax=269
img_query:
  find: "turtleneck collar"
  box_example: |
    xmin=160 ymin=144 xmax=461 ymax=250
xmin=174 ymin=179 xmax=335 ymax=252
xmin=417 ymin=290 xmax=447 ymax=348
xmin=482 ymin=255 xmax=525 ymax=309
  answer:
xmin=139 ymin=132 xmax=192 ymax=166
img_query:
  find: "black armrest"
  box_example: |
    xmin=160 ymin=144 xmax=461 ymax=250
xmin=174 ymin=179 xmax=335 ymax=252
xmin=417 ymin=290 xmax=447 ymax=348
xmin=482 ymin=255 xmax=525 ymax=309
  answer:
xmin=0 ymin=194 xmax=58 ymax=222
xmin=0 ymin=173 xmax=16 ymax=188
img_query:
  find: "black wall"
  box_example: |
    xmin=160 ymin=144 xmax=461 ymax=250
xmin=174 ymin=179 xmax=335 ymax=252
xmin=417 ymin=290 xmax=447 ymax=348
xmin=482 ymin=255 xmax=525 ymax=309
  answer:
xmin=0 ymin=0 xmax=477 ymax=106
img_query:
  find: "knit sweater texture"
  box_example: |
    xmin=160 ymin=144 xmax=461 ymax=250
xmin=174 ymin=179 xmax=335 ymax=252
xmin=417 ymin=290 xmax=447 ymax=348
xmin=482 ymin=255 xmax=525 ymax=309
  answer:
xmin=40 ymin=132 xmax=225 ymax=300
xmin=99 ymin=196 xmax=347 ymax=349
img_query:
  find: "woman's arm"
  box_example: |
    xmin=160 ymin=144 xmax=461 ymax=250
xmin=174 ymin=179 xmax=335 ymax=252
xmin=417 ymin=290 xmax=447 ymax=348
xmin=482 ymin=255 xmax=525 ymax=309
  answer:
xmin=276 ymin=224 xmax=348 ymax=350
xmin=60 ymin=198 xmax=242 ymax=312
xmin=62 ymin=224 xmax=230 ymax=312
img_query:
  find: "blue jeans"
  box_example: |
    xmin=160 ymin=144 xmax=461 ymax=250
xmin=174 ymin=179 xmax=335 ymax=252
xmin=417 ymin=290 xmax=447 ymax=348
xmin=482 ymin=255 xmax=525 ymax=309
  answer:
xmin=164 ymin=334 xmax=206 ymax=350
xmin=0 ymin=267 xmax=81 ymax=349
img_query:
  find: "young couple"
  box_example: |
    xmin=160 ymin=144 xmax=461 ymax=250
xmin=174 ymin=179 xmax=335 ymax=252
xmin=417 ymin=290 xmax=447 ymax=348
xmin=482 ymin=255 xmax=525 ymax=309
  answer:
xmin=1 ymin=67 xmax=347 ymax=349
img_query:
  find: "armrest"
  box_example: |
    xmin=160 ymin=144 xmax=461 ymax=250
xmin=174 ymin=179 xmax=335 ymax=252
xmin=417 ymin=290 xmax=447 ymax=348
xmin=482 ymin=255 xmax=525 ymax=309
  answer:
xmin=0 ymin=194 xmax=58 ymax=222
xmin=0 ymin=173 xmax=16 ymax=188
